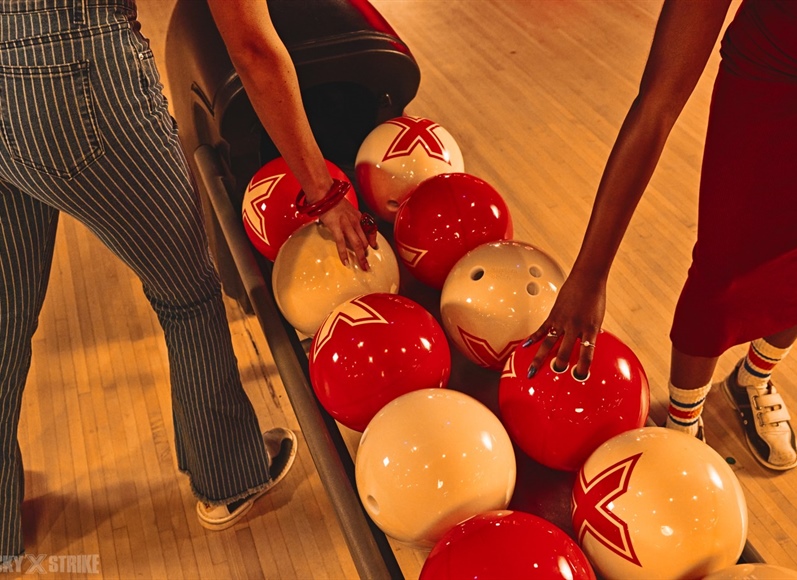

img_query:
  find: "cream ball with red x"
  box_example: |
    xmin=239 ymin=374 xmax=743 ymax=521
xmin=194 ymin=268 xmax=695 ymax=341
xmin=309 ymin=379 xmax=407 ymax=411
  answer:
xmin=355 ymin=115 xmax=464 ymax=222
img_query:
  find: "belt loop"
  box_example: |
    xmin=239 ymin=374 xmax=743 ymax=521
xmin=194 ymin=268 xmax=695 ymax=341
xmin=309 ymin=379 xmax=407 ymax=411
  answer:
xmin=72 ymin=0 xmax=86 ymax=25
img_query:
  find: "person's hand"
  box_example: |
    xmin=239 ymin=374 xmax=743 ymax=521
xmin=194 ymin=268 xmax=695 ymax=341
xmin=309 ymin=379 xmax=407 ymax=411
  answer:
xmin=522 ymin=271 xmax=607 ymax=380
xmin=317 ymin=199 xmax=379 ymax=270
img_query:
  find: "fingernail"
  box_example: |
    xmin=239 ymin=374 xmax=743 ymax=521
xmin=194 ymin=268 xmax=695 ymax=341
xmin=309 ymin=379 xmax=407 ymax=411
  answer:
xmin=527 ymin=366 xmax=537 ymax=379
xmin=343 ymin=259 xmax=349 ymax=267
xmin=522 ymin=337 xmax=534 ymax=348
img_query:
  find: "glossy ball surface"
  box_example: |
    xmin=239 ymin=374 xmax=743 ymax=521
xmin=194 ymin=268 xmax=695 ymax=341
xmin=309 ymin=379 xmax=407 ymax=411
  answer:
xmin=420 ymin=510 xmax=596 ymax=580
xmin=393 ymin=173 xmax=513 ymax=290
xmin=242 ymin=157 xmax=357 ymax=261
xmin=498 ymin=329 xmax=650 ymax=471
xmin=572 ymin=427 xmax=748 ymax=579
xmin=355 ymin=115 xmax=464 ymax=222
xmin=272 ymin=222 xmax=399 ymax=337
xmin=309 ymin=293 xmax=451 ymax=431
xmin=440 ymin=240 xmax=565 ymax=370
xmin=355 ymin=389 xmax=516 ymax=549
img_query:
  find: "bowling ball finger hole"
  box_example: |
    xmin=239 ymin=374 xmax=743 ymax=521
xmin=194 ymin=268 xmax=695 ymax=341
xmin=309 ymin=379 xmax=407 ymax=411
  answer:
xmin=365 ymin=495 xmax=380 ymax=515
xmin=469 ymin=267 xmax=485 ymax=281
xmin=571 ymin=367 xmax=590 ymax=382
xmin=529 ymin=265 xmax=542 ymax=277
xmin=550 ymin=359 xmax=569 ymax=374
xmin=526 ymin=282 xmax=540 ymax=296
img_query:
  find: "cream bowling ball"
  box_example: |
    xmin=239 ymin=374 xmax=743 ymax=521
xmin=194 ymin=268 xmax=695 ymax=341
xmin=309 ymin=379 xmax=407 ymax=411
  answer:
xmin=440 ymin=239 xmax=565 ymax=370
xmin=572 ymin=427 xmax=748 ymax=579
xmin=272 ymin=222 xmax=399 ymax=337
xmin=355 ymin=388 xmax=516 ymax=549
xmin=355 ymin=115 xmax=464 ymax=222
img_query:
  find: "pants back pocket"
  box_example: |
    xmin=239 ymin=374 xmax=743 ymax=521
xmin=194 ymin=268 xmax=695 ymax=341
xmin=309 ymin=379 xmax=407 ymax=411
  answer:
xmin=0 ymin=59 xmax=104 ymax=179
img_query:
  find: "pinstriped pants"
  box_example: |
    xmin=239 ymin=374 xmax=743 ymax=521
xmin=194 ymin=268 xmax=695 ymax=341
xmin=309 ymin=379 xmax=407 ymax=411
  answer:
xmin=0 ymin=0 xmax=270 ymax=557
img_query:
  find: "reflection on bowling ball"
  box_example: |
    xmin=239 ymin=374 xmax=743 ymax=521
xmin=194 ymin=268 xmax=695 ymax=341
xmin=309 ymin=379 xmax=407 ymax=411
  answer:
xmin=242 ymin=157 xmax=357 ymax=261
xmin=355 ymin=115 xmax=464 ymax=222
xmin=572 ymin=427 xmax=748 ymax=579
xmin=440 ymin=240 xmax=565 ymax=370
xmin=272 ymin=222 xmax=399 ymax=337
xmin=355 ymin=389 xmax=516 ymax=549
xmin=703 ymin=564 xmax=797 ymax=579
xmin=498 ymin=329 xmax=650 ymax=471
xmin=419 ymin=510 xmax=596 ymax=580
xmin=309 ymin=293 xmax=451 ymax=432
xmin=393 ymin=172 xmax=513 ymax=290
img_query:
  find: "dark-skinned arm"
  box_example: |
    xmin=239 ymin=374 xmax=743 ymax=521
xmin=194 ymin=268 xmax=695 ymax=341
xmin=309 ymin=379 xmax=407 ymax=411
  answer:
xmin=526 ymin=0 xmax=734 ymax=379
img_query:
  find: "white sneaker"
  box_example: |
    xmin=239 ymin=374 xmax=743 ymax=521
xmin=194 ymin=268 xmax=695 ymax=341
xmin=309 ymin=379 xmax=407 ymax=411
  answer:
xmin=721 ymin=363 xmax=797 ymax=471
xmin=196 ymin=428 xmax=298 ymax=530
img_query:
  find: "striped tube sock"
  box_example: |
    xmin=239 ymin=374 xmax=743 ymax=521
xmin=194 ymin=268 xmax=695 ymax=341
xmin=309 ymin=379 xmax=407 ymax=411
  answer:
xmin=666 ymin=382 xmax=712 ymax=436
xmin=737 ymin=338 xmax=792 ymax=388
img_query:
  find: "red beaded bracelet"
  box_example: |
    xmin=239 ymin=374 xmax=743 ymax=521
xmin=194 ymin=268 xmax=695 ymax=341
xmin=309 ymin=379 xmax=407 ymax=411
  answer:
xmin=296 ymin=179 xmax=351 ymax=217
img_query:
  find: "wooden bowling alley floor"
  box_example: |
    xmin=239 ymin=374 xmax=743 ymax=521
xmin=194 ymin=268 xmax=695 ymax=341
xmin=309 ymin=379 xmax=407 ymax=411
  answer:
xmin=16 ymin=0 xmax=797 ymax=577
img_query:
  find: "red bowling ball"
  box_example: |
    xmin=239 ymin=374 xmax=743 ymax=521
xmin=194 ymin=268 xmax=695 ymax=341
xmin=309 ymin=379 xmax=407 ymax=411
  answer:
xmin=498 ymin=329 xmax=650 ymax=472
xmin=393 ymin=173 xmax=513 ymax=290
xmin=420 ymin=510 xmax=596 ymax=580
xmin=242 ymin=157 xmax=357 ymax=261
xmin=309 ymin=293 xmax=451 ymax=431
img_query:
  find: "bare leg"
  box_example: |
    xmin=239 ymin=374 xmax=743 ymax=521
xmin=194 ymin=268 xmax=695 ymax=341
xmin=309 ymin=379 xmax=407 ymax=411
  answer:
xmin=670 ymin=347 xmax=719 ymax=390
xmin=664 ymin=346 xmax=717 ymax=439
xmin=670 ymin=325 xmax=797 ymax=388
xmin=763 ymin=325 xmax=797 ymax=350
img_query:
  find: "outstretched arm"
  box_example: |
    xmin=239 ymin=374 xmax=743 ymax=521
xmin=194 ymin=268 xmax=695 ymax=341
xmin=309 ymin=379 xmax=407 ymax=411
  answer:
xmin=526 ymin=0 xmax=733 ymax=378
xmin=206 ymin=0 xmax=377 ymax=269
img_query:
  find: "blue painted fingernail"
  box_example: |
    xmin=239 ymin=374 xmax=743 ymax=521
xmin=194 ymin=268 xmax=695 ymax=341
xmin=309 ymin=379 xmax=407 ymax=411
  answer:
xmin=527 ymin=366 xmax=537 ymax=379
xmin=522 ymin=337 xmax=534 ymax=348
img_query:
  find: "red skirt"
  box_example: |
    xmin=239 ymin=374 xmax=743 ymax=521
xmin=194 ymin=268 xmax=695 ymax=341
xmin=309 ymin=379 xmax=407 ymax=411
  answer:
xmin=670 ymin=65 xmax=797 ymax=357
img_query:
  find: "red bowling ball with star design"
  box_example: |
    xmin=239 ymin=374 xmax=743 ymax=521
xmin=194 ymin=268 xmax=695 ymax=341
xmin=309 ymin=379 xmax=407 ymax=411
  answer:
xmin=242 ymin=157 xmax=358 ymax=261
xmin=393 ymin=172 xmax=513 ymax=290
xmin=498 ymin=329 xmax=650 ymax=472
xmin=308 ymin=292 xmax=451 ymax=432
